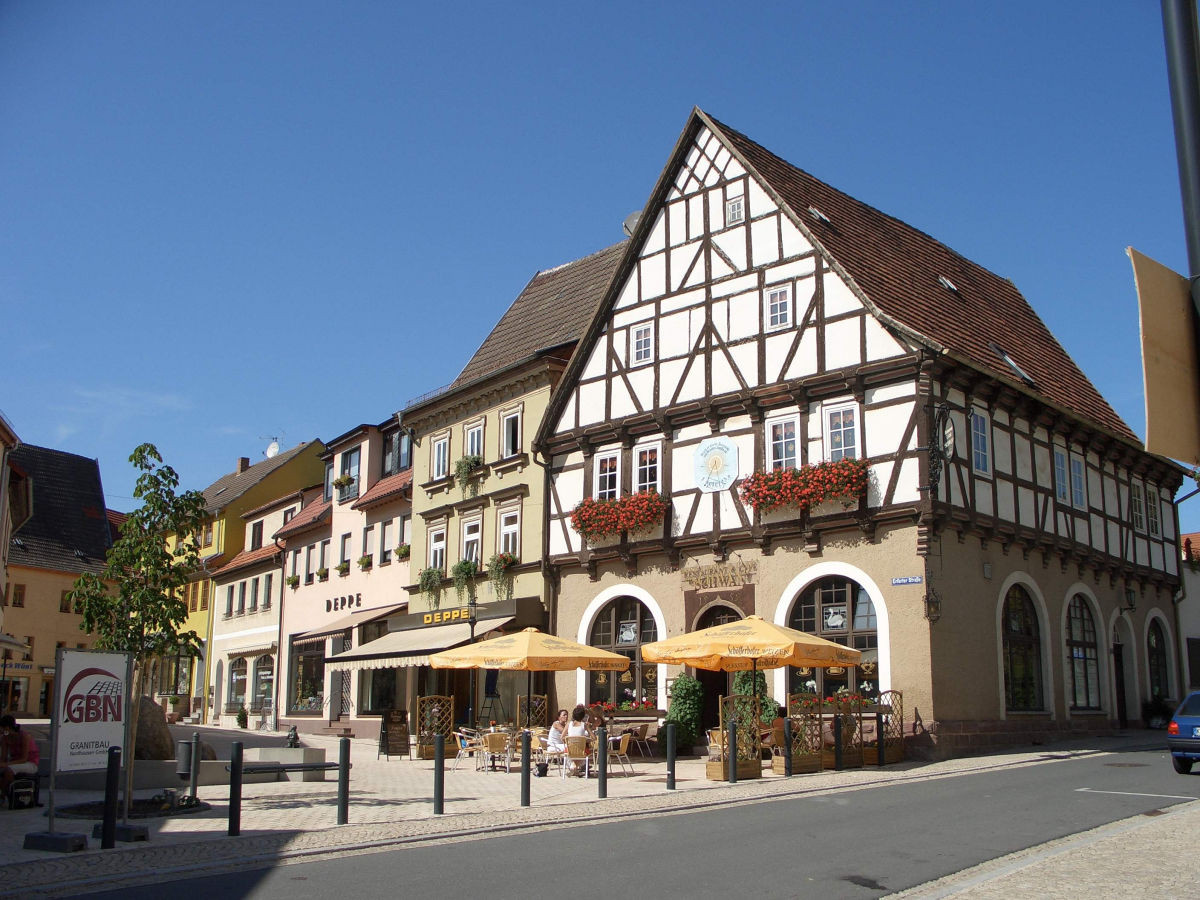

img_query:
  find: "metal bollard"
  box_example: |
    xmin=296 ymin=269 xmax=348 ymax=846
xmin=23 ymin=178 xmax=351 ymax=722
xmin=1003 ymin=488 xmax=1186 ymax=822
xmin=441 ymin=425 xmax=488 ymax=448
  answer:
xmin=783 ymin=717 xmax=794 ymax=777
xmin=190 ymin=732 xmax=201 ymax=801
xmin=596 ymin=726 xmax=607 ymax=799
xmin=833 ymin=713 xmax=843 ymax=771
xmin=101 ymin=746 xmax=121 ymax=849
xmin=727 ymin=716 xmax=738 ymax=784
xmin=432 ymin=734 xmax=444 ymax=815
xmin=520 ymin=731 xmax=531 ymax=808
xmin=229 ymin=741 xmax=243 ymax=837
xmin=665 ymin=723 xmax=676 ymax=790
xmin=877 ymin=710 xmax=886 ymax=768
xmin=337 ymin=737 xmax=350 ymax=825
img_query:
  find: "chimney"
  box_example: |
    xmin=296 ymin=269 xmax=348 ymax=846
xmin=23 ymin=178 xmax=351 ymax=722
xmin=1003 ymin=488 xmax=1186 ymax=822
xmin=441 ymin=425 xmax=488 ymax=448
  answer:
xmin=236 ymin=457 xmax=251 ymax=474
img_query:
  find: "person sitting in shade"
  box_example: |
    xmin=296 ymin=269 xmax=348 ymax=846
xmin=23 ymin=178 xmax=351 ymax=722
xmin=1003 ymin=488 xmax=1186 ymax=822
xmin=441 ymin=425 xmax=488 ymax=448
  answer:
xmin=0 ymin=715 xmax=39 ymax=793
xmin=565 ymin=705 xmax=592 ymax=775
xmin=547 ymin=708 xmax=569 ymax=754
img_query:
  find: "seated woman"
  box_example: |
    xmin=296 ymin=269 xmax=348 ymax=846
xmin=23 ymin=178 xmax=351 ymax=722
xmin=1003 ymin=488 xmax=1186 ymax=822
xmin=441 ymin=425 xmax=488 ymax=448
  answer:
xmin=546 ymin=708 xmax=569 ymax=754
xmin=565 ymin=705 xmax=592 ymax=775
xmin=0 ymin=715 xmax=39 ymax=793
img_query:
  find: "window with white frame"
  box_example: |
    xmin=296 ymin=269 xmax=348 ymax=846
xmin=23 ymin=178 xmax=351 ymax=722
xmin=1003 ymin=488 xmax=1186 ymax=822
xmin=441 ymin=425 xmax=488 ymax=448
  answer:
xmin=969 ymin=408 xmax=990 ymax=475
xmin=1147 ymin=487 xmax=1161 ymax=536
xmin=1131 ymin=483 xmax=1145 ymax=532
xmin=826 ymin=403 xmax=860 ymax=462
xmin=339 ymin=447 xmax=360 ymax=500
xmin=323 ymin=462 xmax=333 ymax=502
xmin=225 ymin=585 xmax=235 ymax=617
xmin=635 ymin=443 xmax=660 ymax=493
xmin=465 ymin=422 xmax=484 ymax=458
xmin=304 ymin=546 xmax=313 ymax=584
xmin=499 ymin=508 xmax=520 ymax=557
xmin=290 ymin=550 xmax=299 ymax=578
xmin=319 ymin=539 xmax=329 ymax=573
xmin=362 ymin=526 xmax=374 ymax=560
xmin=237 ymin=582 xmax=246 ymax=615
xmin=429 ymin=527 xmax=446 ymax=571
xmin=724 ymin=194 xmax=744 ymax=227
xmin=594 ymin=451 xmax=620 ymax=501
xmin=462 ymin=518 xmax=481 ymax=564
xmin=632 ymin=323 xmax=654 ymax=365
xmin=263 ymin=573 xmax=273 ymax=610
xmin=1070 ymin=456 xmax=1086 ymax=509
xmin=765 ymin=285 xmax=793 ymax=330
xmin=432 ymin=436 xmax=449 ymax=480
xmin=767 ymin=414 xmax=799 ymax=470
xmin=380 ymin=520 xmax=392 ymax=564
xmin=399 ymin=513 xmax=410 ymax=545
xmin=1054 ymin=448 xmax=1069 ymax=502
xmin=501 ymin=411 xmax=521 ymax=458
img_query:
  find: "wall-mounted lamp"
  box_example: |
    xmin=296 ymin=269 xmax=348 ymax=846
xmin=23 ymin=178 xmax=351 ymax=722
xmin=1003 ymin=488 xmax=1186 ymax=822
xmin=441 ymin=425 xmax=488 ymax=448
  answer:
xmin=924 ymin=589 xmax=942 ymax=623
xmin=1120 ymin=588 xmax=1137 ymax=615
xmin=982 ymin=562 xmax=993 ymax=580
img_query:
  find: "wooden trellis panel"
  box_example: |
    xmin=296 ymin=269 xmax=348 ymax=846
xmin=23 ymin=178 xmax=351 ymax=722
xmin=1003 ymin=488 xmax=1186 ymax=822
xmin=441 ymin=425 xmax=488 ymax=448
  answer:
xmin=518 ymin=694 xmax=548 ymax=728
xmin=417 ymin=694 xmax=454 ymax=754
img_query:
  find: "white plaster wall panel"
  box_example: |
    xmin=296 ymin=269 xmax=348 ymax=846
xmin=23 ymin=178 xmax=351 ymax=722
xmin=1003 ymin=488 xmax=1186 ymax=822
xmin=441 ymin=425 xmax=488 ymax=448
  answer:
xmin=864 ymin=403 xmax=912 ymax=458
xmin=668 ymin=186 xmax=683 ymax=201
xmin=824 ymin=317 xmax=862 ymax=371
xmin=823 ymin=274 xmax=862 ymax=318
xmin=719 ymin=488 xmax=743 ymax=530
xmin=710 ymin=298 xmax=729 ymax=343
xmin=747 ymin=178 xmax=775 ymax=218
xmin=549 ymin=526 xmax=571 ymax=557
xmin=672 ymin=444 xmax=696 ymax=491
xmin=1107 ymin=520 xmax=1120 ymax=554
xmin=996 ymin=479 xmax=1016 ymax=522
xmin=728 ymin=291 xmax=759 ymax=342
xmin=710 ymin=248 xmax=735 ymax=281
xmin=659 ymin=311 xmax=690 ymax=358
xmin=703 ymin=164 xmax=720 ymax=187
xmin=555 ymin=395 xmax=576 ymax=435
xmin=712 ymin=228 xmax=748 ymax=272
xmin=868 ymin=461 xmax=892 ymax=507
xmin=1033 ymin=444 xmax=1051 ymax=489
xmin=726 ymin=158 xmax=745 ymax=179
xmin=1018 ymin=486 xmax=1035 ymax=526
xmin=711 ymin=349 xmax=741 ymax=395
xmin=705 ymin=188 xmax=723 ymax=232
xmin=975 ymin=485 xmax=994 ymax=517
xmin=994 ymin=430 xmax=1013 ymax=476
xmin=615 ymin=270 xmax=639 ymax=310
xmin=729 ymin=343 xmax=759 ymax=389
xmin=1013 ymin=434 xmax=1032 ymax=481
xmin=611 ymin=326 xmax=628 ymax=365
xmin=865 ymin=382 xmax=914 ymax=405
xmin=780 ymin=218 xmax=812 ymax=260
xmin=1135 ymin=537 xmax=1147 ymax=567
xmin=948 ymin=466 xmax=964 ymax=507
xmin=694 ymin=493 xmax=717 ymax=536
xmin=644 ymin=209 xmax=667 ymax=255
xmin=784 ymin=329 xmax=819 ymax=381
xmin=678 ymin=354 xmax=707 ymax=403
xmin=688 ymin=195 xmax=705 ymax=241
xmin=627 ymin=368 xmax=655 ymax=409
xmin=712 ymin=273 xmax=758 ymax=300
xmin=581 ymin=341 xmax=608 ymax=380
xmin=1107 ymin=479 xmax=1121 ymax=518
xmin=609 ymin=379 xmax=637 ymax=420
xmin=691 ymin=307 xmax=708 ymax=347
xmin=669 ymin=242 xmax=701 ymax=291
xmin=668 ymin=201 xmax=687 ymax=248
xmin=766 ymin=258 xmax=816 ymax=284
xmin=1080 ymin=514 xmax=1097 ymax=551
xmin=671 ymin=495 xmax=692 ymax=533
xmin=1151 ymin=542 xmax=1164 ymax=572
xmin=995 ymin=410 xmax=1012 ymax=427
xmin=577 ymin=381 xmax=606 ymax=426
xmin=658 ymin=359 xmax=686 ymax=407
xmin=751 ymin=217 xmax=780 ymax=268
xmin=676 ymin=423 xmax=710 ymax=444
xmin=765 ymin=332 xmax=794 ymax=385
xmin=713 ymin=146 xmax=730 ymax=171
xmin=894 ymin=457 xmax=922 ymax=503
xmin=661 ymin=287 xmax=704 ymax=316
xmin=1087 ymin=466 xmax=1103 ymax=514
xmin=613 ymin=307 xmax=654 ymax=330
xmin=640 ymin=253 xmax=667 ymax=301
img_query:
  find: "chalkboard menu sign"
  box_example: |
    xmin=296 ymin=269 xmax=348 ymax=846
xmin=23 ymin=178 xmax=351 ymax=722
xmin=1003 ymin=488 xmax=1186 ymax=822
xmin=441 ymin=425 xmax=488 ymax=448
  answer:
xmin=377 ymin=708 xmax=410 ymax=760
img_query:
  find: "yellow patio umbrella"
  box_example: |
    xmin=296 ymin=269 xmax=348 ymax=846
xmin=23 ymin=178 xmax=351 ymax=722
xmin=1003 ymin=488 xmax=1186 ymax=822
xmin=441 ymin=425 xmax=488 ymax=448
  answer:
xmin=430 ymin=627 xmax=630 ymax=727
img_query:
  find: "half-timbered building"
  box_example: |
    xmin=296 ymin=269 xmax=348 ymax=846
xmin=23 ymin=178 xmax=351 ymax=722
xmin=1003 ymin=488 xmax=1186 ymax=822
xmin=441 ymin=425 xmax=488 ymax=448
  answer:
xmin=535 ymin=109 xmax=1185 ymax=756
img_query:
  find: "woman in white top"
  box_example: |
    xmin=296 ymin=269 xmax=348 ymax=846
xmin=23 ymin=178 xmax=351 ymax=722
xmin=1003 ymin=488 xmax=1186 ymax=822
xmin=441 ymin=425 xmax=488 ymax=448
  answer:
xmin=546 ymin=709 xmax=569 ymax=753
xmin=566 ymin=705 xmax=591 ymax=738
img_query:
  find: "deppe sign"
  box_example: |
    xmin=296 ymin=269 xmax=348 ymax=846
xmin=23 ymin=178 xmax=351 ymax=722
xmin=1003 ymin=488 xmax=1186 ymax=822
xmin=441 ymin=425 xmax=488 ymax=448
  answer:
xmin=54 ymin=649 xmax=131 ymax=773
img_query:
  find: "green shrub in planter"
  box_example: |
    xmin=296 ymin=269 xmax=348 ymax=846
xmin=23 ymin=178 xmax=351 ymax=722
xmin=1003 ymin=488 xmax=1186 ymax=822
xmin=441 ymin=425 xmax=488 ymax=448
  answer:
xmin=663 ymin=672 xmax=703 ymax=750
xmin=236 ymin=705 xmax=248 ymax=729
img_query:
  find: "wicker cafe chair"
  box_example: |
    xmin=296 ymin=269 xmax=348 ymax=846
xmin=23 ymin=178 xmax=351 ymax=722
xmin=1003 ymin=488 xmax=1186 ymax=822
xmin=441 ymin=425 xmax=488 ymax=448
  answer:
xmin=482 ymin=731 xmax=512 ymax=772
xmin=564 ymin=735 xmax=591 ymax=778
xmin=606 ymin=732 xmax=634 ymax=776
xmin=630 ymin=722 xmax=652 ymax=757
xmin=452 ymin=731 xmax=483 ymax=771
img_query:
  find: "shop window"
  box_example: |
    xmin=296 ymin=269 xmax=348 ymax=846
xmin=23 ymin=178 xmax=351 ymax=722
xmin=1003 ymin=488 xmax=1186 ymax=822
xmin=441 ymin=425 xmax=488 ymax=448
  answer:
xmin=587 ymin=596 xmax=658 ymax=706
xmin=1148 ymin=619 xmax=1170 ymax=701
xmin=787 ymin=577 xmax=878 ymax=699
xmin=289 ymin=640 xmax=325 ymax=715
xmin=251 ymin=655 xmax=274 ymax=713
xmin=1002 ymin=584 xmax=1043 ymax=711
xmin=228 ymin=658 xmax=247 ymax=712
xmin=1067 ymin=595 xmax=1100 ymax=710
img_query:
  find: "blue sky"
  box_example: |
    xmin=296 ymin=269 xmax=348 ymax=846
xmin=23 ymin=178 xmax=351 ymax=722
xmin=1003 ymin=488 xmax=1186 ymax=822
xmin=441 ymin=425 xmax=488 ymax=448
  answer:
xmin=2 ymin=3 xmax=1195 ymax=529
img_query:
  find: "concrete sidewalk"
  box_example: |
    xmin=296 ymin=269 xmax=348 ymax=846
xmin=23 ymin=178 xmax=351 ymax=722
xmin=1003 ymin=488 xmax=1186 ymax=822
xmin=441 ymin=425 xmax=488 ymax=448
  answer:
xmin=0 ymin=729 xmax=1190 ymax=898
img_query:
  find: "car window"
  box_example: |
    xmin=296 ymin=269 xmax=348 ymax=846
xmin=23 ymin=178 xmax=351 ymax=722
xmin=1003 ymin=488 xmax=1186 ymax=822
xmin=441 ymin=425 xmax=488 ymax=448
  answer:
xmin=1179 ymin=694 xmax=1200 ymax=716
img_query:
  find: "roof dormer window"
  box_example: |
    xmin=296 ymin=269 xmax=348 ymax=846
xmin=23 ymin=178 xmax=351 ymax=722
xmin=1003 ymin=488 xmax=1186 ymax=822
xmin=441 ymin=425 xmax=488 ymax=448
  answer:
xmin=989 ymin=341 xmax=1037 ymax=388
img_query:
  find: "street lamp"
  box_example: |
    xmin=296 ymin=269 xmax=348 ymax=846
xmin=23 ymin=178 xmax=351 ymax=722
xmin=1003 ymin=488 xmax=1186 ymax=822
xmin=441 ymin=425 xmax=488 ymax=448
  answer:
xmin=467 ymin=593 xmax=478 ymax=729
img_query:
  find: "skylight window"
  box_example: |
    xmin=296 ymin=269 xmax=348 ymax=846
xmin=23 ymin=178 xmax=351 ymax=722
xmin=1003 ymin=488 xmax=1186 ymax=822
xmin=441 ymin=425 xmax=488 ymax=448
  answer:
xmin=938 ymin=275 xmax=959 ymax=293
xmin=989 ymin=341 xmax=1037 ymax=387
xmin=807 ymin=206 xmax=831 ymax=225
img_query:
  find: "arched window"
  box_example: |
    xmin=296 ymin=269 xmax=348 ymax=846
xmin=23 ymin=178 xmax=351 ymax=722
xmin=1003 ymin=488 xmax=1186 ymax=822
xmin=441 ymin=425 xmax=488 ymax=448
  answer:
xmin=1147 ymin=619 xmax=1170 ymax=700
xmin=252 ymin=655 xmax=274 ymax=712
xmin=1066 ymin=594 xmax=1100 ymax=710
xmin=588 ymin=596 xmax=658 ymax=706
xmin=228 ymin=657 xmax=247 ymax=710
xmin=1003 ymin=585 xmax=1043 ymax=711
xmin=786 ymin=577 xmax=878 ymax=699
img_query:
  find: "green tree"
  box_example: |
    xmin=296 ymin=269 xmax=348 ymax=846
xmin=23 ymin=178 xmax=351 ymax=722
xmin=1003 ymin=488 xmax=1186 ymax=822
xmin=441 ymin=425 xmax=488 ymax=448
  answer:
xmin=70 ymin=444 xmax=207 ymax=809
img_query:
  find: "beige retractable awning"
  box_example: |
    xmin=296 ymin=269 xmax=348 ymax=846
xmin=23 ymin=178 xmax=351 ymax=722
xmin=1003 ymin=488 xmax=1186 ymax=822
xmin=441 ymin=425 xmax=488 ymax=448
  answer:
xmin=296 ymin=602 xmax=407 ymax=642
xmin=227 ymin=642 xmax=277 ymax=659
xmin=325 ymin=616 xmax=513 ymax=672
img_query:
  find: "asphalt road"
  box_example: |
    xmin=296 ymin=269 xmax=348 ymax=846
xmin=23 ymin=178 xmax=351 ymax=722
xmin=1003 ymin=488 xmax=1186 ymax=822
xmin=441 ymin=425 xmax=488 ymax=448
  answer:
xmin=74 ymin=747 xmax=1198 ymax=899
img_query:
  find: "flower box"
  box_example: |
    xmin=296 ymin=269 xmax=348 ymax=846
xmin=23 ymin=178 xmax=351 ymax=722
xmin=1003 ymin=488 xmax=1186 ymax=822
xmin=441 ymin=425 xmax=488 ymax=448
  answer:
xmin=771 ymin=752 xmax=822 ymax=775
xmin=740 ymin=458 xmax=868 ymax=515
xmin=705 ymin=759 xmax=763 ymax=781
xmin=570 ymin=491 xmax=668 ymax=543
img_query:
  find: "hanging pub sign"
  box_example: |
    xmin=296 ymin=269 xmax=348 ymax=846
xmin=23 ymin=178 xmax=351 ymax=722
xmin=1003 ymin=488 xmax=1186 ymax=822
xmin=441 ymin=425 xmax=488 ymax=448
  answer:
xmin=53 ymin=648 xmax=132 ymax=773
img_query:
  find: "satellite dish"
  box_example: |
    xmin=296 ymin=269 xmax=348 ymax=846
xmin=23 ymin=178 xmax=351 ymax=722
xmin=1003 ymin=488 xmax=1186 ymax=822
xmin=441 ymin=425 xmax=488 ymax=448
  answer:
xmin=265 ymin=439 xmax=280 ymax=459
xmin=622 ymin=211 xmax=641 ymax=237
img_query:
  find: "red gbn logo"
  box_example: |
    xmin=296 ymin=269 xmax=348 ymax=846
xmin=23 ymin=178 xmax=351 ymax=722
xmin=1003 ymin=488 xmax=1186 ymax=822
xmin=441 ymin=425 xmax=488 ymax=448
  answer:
xmin=64 ymin=667 xmax=124 ymax=724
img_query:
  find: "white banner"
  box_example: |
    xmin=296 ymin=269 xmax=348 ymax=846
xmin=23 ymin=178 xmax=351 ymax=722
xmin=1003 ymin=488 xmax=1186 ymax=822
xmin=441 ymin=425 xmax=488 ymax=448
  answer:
xmin=54 ymin=649 xmax=131 ymax=773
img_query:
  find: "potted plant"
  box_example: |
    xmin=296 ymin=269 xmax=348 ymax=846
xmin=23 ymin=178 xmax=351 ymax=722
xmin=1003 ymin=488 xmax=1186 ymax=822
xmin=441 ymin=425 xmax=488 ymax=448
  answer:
xmin=316 ymin=567 xmax=329 ymax=582
xmin=418 ymin=566 xmax=444 ymax=609
xmin=395 ymin=543 xmax=411 ymax=561
xmin=236 ymin=704 xmax=248 ymax=729
xmin=569 ymin=490 xmax=669 ymax=543
xmin=662 ymin=672 xmax=702 ymax=754
xmin=451 ymin=558 xmax=478 ymax=605
xmin=486 ymin=551 xmax=517 ymax=603
xmin=331 ymin=474 xmax=355 ymax=490
xmin=357 ymin=554 xmax=373 ymax=571
xmin=285 ymin=574 xmax=300 ymax=589
xmin=740 ymin=457 xmax=869 ymax=514
xmin=455 ymin=454 xmax=484 ymax=497
xmin=336 ymin=561 xmax=351 ymax=576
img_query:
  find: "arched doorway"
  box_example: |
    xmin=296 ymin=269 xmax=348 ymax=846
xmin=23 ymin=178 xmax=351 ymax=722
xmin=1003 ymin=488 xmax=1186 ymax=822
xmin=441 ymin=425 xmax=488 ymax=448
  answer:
xmin=694 ymin=604 xmax=742 ymax=730
xmin=785 ymin=576 xmax=879 ymax=700
xmin=586 ymin=596 xmax=659 ymax=706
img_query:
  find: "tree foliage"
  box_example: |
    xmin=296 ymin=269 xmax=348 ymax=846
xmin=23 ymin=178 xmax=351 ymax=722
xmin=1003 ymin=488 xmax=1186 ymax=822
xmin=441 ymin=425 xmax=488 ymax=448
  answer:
xmin=70 ymin=443 xmax=208 ymax=666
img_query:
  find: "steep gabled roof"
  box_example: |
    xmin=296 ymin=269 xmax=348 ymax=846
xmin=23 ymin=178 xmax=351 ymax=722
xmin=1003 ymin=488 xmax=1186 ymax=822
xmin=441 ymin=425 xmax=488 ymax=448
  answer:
xmin=211 ymin=543 xmax=281 ymax=579
xmin=272 ymin=496 xmax=331 ymax=541
xmin=8 ymin=445 xmax=111 ymax=575
xmin=201 ymin=440 xmax=323 ymax=514
xmin=351 ymin=469 xmax=413 ymax=511
xmin=447 ymin=241 xmax=628 ymax=392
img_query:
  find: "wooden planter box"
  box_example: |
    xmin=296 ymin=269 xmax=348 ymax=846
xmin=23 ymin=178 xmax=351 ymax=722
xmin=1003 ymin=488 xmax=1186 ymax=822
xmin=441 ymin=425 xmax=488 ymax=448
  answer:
xmin=822 ymin=748 xmax=863 ymax=769
xmin=771 ymin=753 xmax=822 ymax=775
xmin=862 ymin=743 xmax=905 ymax=765
xmin=705 ymin=759 xmax=763 ymax=781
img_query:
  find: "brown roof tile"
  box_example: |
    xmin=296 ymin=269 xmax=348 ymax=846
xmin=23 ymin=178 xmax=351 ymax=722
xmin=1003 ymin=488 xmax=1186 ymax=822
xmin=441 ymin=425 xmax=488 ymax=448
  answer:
xmin=272 ymin=497 xmax=331 ymax=541
xmin=351 ymin=469 xmax=413 ymax=511
xmin=707 ymin=113 xmax=1136 ymax=443
xmin=201 ymin=440 xmax=324 ymax=514
xmin=211 ymin=543 xmax=281 ymax=578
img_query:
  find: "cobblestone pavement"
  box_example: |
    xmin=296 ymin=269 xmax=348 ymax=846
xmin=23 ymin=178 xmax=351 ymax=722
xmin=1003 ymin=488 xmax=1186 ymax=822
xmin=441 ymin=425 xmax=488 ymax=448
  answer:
xmin=0 ymin=731 xmax=1189 ymax=898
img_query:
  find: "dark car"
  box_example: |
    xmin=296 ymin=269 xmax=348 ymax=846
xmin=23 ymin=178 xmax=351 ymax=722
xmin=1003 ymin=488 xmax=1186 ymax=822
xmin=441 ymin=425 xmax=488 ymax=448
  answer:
xmin=1167 ymin=691 xmax=1200 ymax=774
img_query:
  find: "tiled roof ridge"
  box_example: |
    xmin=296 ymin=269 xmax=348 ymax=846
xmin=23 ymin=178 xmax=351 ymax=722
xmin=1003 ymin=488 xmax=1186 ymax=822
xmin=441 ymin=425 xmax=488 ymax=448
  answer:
xmin=201 ymin=439 xmax=319 ymax=512
xmin=533 ymin=239 xmax=631 ymax=278
xmin=211 ymin=543 xmax=281 ymax=578
xmin=351 ymin=469 xmax=413 ymax=510
xmin=272 ymin=496 xmax=331 ymax=540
